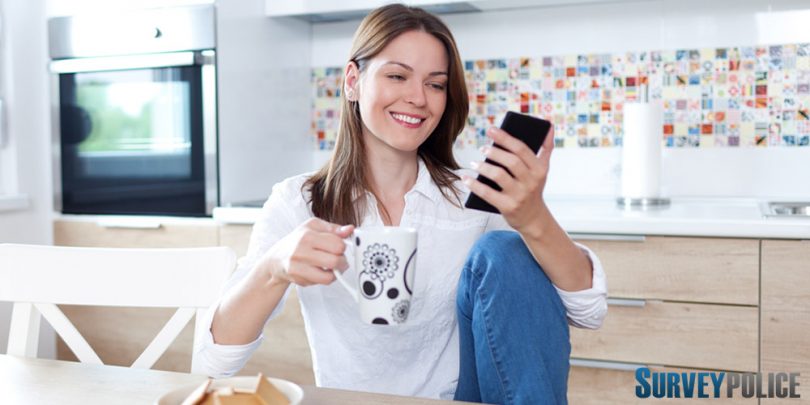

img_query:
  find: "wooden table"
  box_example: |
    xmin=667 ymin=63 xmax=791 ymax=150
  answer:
xmin=0 ymin=355 xmax=467 ymax=405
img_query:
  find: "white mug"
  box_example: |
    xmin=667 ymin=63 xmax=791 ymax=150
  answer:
xmin=332 ymin=227 xmax=417 ymax=325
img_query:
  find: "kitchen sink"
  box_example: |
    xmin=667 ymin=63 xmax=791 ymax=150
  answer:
xmin=761 ymin=202 xmax=810 ymax=218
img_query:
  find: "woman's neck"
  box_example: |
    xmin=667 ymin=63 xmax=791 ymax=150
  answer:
xmin=366 ymin=151 xmax=418 ymax=200
xmin=363 ymin=144 xmax=419 ymax=226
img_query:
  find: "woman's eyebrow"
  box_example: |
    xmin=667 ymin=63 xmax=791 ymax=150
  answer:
xmin=382 ymin=61 xmax=448 ymax=77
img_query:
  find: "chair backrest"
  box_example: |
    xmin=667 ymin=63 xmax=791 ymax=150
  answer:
xmin=0 ymin=243 xmax=235 ymax=372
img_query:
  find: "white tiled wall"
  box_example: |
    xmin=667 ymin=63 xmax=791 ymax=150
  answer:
xmin=310 ymin=0 xmax=810 ymax=198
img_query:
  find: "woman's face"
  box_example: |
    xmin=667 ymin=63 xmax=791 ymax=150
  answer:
xmin=349 ymin=30 xmax=449 ymax=155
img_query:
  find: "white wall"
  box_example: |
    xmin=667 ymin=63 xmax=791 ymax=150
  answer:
xmin=0 ymin=0 xmax=55 ymax=358
xmin=216 ymin=0 xmax=314 ymax=206
xmin=310 ymin=0 xmax=810 ymax=199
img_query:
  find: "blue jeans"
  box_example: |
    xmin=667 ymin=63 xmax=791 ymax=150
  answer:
xmin=454 ymin=231 xmax=571 ymax=405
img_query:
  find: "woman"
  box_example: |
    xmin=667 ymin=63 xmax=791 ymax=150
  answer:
xmin=199 ymin=4 xmax=607 ymax=404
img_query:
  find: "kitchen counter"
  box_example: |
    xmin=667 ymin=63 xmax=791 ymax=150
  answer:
xmin=213 ymin=197 xmax=810 ymax=239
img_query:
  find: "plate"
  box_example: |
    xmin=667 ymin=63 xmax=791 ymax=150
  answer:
xmin=155 ymin=376 xmax=304 ymax=405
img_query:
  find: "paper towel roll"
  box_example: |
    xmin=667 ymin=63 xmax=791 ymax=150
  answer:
xmin=621 ymin=102 xmax=663 ymax=198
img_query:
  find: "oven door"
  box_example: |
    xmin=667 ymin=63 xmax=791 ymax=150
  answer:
xmin=51 ymin=51 xmax=218 ymax=216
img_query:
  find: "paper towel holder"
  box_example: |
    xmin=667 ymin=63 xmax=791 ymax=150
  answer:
xmin=616 ymin=197 xmax=671 ymax=210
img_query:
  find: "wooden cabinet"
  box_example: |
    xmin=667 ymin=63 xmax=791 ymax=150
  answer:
xmin=581 ymin=236 xmax=759 ymax=305
xmin=51 ymin=218 xmax=810 ymax=402
xmin=761 ymin=240 xmax=810 ymax=404
xmin=571 ymin=300 xmax=758 ymax=371
xmin=569 ymin=236 xmax=761 ymax=402
xmin=569 ymin=365 xmax=757 ymax=404
xmin=54 ymin=218 xmax=218 ymax=248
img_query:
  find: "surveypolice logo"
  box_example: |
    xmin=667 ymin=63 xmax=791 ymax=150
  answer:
xmin=635 ymin=368 xmax=801 ymax=399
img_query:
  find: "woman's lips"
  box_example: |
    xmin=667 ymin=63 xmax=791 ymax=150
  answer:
xmin=390 ymin=112 xmax=425 ymax=128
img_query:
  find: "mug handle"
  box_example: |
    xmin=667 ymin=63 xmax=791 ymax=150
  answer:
xmin=332 ymin=239 xmax=359 ymax=302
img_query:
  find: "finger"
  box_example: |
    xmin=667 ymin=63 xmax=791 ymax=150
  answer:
xmin=537 ymin=125 xmax=555 ymax=163
xmin=520 ymin=124 xmax=555 ymax=177
xmin=470 ymin=160 xmax=518 ymax=193
xmin=309 ymin=231 xmax=347 ymax=255
xmin=479 ymin=145 xmax=529 ymax=181
xmin=462 ymin=174 xmax=514 ymax=213
xmin=303 ymin=248 xmax=349 ymax=271
xmin=289 ymin=264 xmax=337 ymax=286
xmin=302 ymin=217 xmax=343 ymax=233
xmin=333 ymin=224 xmax=355 ymax=238
xmin=486 ymin=127 xmax=538 ymax=168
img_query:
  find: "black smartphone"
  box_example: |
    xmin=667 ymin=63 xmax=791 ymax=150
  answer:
xmin=464 ymin=111 xmax=552 ymax=214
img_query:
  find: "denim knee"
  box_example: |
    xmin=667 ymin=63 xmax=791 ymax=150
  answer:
xmin=461 ymin=230 xmax=565 ymax=314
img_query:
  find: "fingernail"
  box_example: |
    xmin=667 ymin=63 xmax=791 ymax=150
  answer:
xmin=462 ymin=176 xmax=472 ymax=186
xmin=487 ymin=127 xmax=496 ymax=135
xmin=339 ymin=225 xmax=352 ymax=232
xmin=469 ymin=161 xmax=479 ymax=169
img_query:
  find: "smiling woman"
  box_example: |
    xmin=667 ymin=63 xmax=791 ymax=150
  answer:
xmin=304 ymin=6 xmax=469 ymax=227
xmin=203 ymin=4 xmax=607 ymax=404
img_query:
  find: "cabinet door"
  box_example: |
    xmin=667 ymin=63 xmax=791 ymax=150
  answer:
xmin=761 ymin=239 xmax=810 ymax=404
xmin=53 ymin=218 xmax=219 ymax=372
xmin=569 ymin=364 xmax=757 ymax=404
xmin=54 ymin=219 xmax=218 ymax=248
xmin=574 ymin=236 xmax=759 ymax=305
xmin=570 ymin=300 xmax=758 ymax=372
xmin=217 ymin=223 xmax=315 ymax=384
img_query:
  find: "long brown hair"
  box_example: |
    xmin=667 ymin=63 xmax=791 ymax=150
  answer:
xmin=303 ymin=4 xmax=469 ymax=225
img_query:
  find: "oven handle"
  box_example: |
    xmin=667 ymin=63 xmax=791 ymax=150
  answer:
xmin=49 ymin=51 xmax=205 ymax=74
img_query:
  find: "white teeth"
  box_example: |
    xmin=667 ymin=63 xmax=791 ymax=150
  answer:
xmin=392 ymin=113 xmax=422 ymax=124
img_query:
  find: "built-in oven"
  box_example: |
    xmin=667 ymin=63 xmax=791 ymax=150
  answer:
xmin=49 ymin=5 xmax=218 ymax=216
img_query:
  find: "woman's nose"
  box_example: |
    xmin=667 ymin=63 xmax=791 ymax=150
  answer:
xmin=404 ymin=82 xmax=427 ymax=106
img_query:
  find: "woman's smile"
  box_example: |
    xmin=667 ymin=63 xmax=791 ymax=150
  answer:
xmin=389 ymin=111 xmax=426 ymax=128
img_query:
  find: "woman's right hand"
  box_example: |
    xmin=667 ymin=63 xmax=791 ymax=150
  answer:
xmin=259 ymin=218 xmax=355 ymax=287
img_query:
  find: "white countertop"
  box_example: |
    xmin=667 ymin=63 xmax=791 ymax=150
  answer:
xmin=213 ymin=197 xmax=810 ymax=239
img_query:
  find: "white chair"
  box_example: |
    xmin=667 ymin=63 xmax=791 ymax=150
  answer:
xmin=0 ymin=243 xmax=236 ymax=373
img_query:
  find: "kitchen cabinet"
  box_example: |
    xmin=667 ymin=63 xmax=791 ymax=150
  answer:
xmin=53 ymin=217 xmax=219 ymax=372
xmin=52 ymin=216 xmax=810 ymax=401
xmin=569 ymin=365 xmax=756 ymax=404
xmin=568 ymin=236 xmax=761 ymax=403
xmin=54 ymin=218 xmax=219 ymax=248
xmin=761 ymin=240 xmax=810 ymax=404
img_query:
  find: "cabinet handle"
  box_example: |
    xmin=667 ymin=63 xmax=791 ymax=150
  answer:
xmin=570 ymin=358 xmax=653 ymax=372
xmin=569 ymin=233 xmax=645 ymax=242
xmin=607 ymin=298 xmax=647 ymax=307
xmin=97 ymin=218 xmax=162 ymax=229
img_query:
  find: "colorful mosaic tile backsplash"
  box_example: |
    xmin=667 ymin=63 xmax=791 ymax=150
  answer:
xmin=311 ymin=43 xmax=810 ymax=150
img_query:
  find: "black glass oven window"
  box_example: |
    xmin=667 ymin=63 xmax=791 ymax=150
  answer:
xmin=59 ymin=66 xmax=207 ymax=216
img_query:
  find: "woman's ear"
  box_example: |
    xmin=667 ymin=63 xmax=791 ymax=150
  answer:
xmin=344 ymin=60 xmax=360 ymax=101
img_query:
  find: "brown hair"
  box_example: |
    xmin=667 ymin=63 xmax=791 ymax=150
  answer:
xmin=303 ymin=4 xmax=469 ymax=225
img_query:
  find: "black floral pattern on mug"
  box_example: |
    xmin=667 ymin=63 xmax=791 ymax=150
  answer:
xmin=362 ymin=243 xmax=399 ymax=280
xmin=391 ymin=299 xmax=410 ymax=324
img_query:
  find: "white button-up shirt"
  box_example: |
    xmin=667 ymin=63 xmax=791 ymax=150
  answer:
xmin=197 ymin=159 xmax=608 ymax=400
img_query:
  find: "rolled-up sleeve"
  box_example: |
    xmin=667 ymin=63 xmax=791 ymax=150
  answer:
xmin=554 ymin=243 xmax=608 ymax=329
xmin=193 ymin=176 xmax=308 ymax=376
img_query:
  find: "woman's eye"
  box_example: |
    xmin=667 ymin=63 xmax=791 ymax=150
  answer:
xmin=429 ymin=82 xmax=446 ymax=91
xmin=387 ymin=74 xmax=405 ymax=81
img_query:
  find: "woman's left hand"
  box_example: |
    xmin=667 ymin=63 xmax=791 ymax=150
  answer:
xmin=462 ymin=125 xmax=555 ymax=234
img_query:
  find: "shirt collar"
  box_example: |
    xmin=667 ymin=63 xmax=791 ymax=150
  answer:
xmin=409 ymin=157 xmax=441 ymax=203
xmin=355 ymin=157 xmax=442 ymax=205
